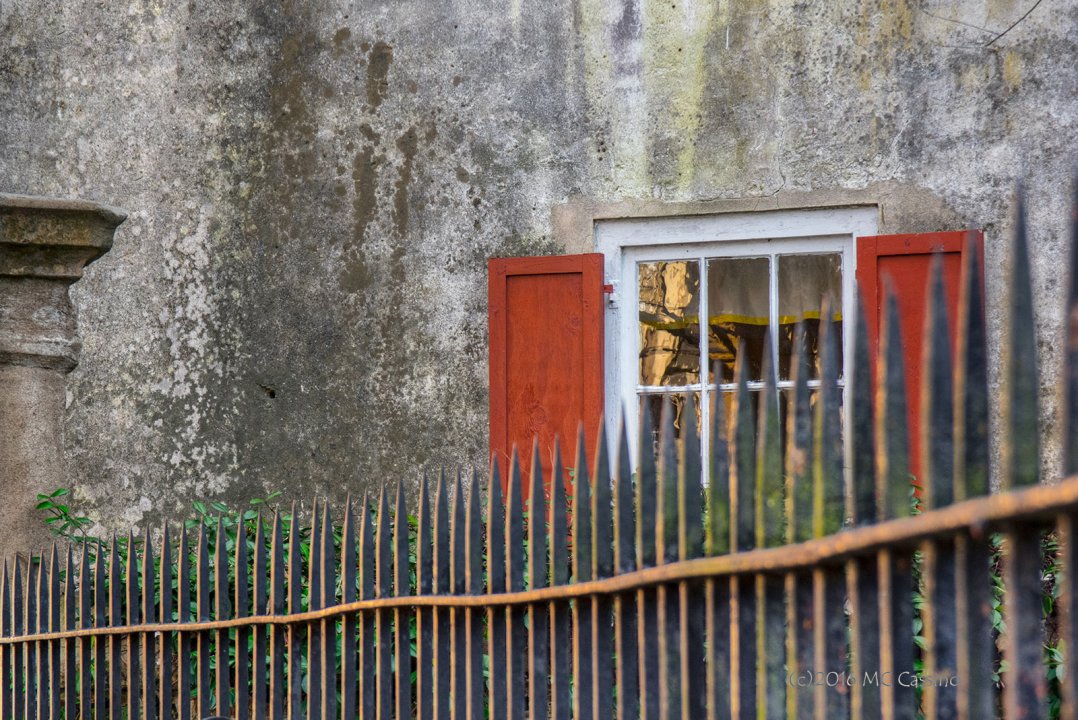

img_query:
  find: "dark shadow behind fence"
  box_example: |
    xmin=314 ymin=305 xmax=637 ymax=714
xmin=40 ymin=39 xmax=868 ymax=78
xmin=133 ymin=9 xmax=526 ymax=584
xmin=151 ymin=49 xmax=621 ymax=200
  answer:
xmin=3 ymin=188 xmax=1078 ymax=719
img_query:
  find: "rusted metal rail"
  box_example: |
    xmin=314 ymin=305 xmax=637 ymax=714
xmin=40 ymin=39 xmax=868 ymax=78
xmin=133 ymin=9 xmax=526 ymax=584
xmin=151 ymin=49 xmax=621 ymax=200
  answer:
xmin=1 ymin=185 xmax=1076 ymax=719
xmin=3 ymin=474 xmax=1078 ymax=646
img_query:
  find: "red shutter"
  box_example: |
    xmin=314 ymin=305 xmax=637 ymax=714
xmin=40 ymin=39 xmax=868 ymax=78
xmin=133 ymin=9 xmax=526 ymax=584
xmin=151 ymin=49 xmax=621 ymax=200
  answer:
xmin=856 ymin=230 xmax=984 ymax=483
xmin=488 ymin=254 xmax=605 ymax=496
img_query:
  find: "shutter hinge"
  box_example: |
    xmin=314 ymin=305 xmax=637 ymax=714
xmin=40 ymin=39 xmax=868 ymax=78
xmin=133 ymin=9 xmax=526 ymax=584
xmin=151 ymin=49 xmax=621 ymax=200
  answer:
xmin=603 ymin=281 xmax=617 ymax=307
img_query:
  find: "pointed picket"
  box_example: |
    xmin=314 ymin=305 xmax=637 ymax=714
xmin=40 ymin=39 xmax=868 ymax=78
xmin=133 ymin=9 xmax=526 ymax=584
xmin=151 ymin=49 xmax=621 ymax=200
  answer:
xmin=592 ymin=423 xmax=616 ymax=720
xmin=451 ymin=472 xmax=468 ymax=720
xmin=197 ymin=523 xmax=213 ymax=720
xmin=236 ymin=519 xmax=251 ymax=720
xmin=847 ymin=302 xmax=881 ymax=720
xmin=108 ymin=541 xmax=121 ymax=720
xmin=416 ymin=475 xmax=434 ymax=720
xmin=731 ymin=351 xmax=756 ymax=720
xmin=286 ymin=503 xmax=304 ymax=720
xmin=340 ymin=499 xmax=357 ymax=720
xmin=159 ymin=526 xmax=174 ymax=720
xmin=433 ymin=472 xmax=452 ymax=720
xmin=178 ymin=530 xmax=193 ymax=720
xmin=1 ymin=562 xmax=9 ymax=720
xmin=527 ymin=441 xmax=550 ymax=720
xmin=252 ymin=516 xmax=269 ymax=720
xmin=63 ymin=548 xmax=75 ymax=720
xmin=286 ymin=504 xmax=303 ymax=719
xmin=142 ymin=530 xmax=157 ymax=720
xmin=465 ymin=472 xmax=486 ymax=720
xmin=755 ymin=336 xmax=785 ymax=720
xmin=1003 ymin=188 xmax=1041 ymax=491
xmin=920 ymin=258 xmax=959 ymax=720
xmin=307 ymin=502 xmax=323 ymax=720
xmin=612 ymin=419 xmax=639 ymax=720
xmin=636 ymin=404 xmax=660 ymax=720
xmin=47 ymin=547 xmax=60 ymax=720
xmin=394 ymin=484 xmax=412 ymax=720
xmin=124 ymin=533 xmax=140 ymax=720
xmin=785 ymin=326 xmax=814 ymax=720
xmin=357 ymin=496 xmax=376 ymax=720
xmin=876 ymin=289 xmax=916 ymax=720
xmin=487 ymin=459 xmax=508 ymax=720
xmin=706 ymin=377 xmax=732 ymax=720
xmin=268 ymin=513 xmax=286 ymax=720
xmin=549 ymin=441 xmax=571 ymax=720
xmin=678 ymin=397 xmax=707 ymax=720
xmin=1002 ymin=189 xmax=1048 ymax=718
xmin=319 ymin=506 xmax=336 ymax=720
xmin=214 ymin=518 xmax=231 ymax=719
xmin=655 ymin=398 xmax=681 ymax=720
xmin=26 ymin=555 xmax=38 ymax=720
xmin=376 ymin=489 xmax=392 ymax=720
xmin=14 ymin=558 xmax=25 ymax=720
xmin=812 ymin=301 xmax=847 ymax=720
xmin=78 ymin=548 xmax=93 ymax=720
xmin=506 ymin=451 xmax=527 ymax=720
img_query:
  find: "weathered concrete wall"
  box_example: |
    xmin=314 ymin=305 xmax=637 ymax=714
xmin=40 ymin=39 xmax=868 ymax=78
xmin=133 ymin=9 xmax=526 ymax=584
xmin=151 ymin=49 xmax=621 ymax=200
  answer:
xmin=0 ymin=0 xmax=1074 ymax=538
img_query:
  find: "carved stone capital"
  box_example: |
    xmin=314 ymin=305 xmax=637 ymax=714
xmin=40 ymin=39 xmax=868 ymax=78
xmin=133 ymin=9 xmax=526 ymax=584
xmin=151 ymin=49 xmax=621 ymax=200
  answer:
xmin=0 ymin=194 xmax=126 ymax=371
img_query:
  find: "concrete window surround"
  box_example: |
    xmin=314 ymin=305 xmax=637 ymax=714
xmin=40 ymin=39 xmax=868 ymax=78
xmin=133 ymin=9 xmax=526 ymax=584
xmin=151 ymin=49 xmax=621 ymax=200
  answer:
xmin=550 ymin=183 xmax=967 ymax=256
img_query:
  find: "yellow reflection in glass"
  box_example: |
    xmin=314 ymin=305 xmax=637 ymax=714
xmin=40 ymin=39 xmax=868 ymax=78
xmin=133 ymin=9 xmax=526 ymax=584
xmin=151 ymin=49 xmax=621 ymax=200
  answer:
xmin=707 ymin=257 xmax=769 ymax=383
xmin=638 ymin=261 xmax=701 ymax=386
xmin=777 ymin=254 xmax=843 ymax=379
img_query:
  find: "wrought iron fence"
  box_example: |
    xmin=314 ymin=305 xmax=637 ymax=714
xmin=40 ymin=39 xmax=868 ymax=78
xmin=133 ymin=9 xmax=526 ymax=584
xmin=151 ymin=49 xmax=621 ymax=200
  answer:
xmin=2 ymin=188 xmax=1078 ymax=719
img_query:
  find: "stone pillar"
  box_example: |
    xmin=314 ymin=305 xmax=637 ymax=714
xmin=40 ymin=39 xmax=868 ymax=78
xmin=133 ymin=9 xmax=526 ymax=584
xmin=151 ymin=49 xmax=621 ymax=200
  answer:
xmin=0 ymin=194 xmax=125 ymax=559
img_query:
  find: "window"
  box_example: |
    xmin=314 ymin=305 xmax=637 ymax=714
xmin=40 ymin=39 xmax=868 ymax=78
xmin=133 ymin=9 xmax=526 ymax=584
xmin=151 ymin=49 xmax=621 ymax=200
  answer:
xmin=487 ymin=208 xmax=979 ymax=490
xmin=596 ymin=207 xmax=879 ymax=471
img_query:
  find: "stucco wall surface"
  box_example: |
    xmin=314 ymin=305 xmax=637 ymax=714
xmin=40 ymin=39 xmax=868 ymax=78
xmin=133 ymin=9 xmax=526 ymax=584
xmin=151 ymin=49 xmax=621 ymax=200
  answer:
xmin=0 ymin=0 xmax=1074 ymax=536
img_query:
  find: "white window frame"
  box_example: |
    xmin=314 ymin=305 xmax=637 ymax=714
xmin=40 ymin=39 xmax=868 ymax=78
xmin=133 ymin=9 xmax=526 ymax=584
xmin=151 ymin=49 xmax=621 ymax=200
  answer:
xmin=595 ymin=206 xmax=879 ymax=472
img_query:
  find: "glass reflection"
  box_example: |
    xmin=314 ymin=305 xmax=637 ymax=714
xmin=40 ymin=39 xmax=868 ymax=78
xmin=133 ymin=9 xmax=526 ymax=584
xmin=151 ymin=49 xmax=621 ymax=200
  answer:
xmin=640 ymin=392 xmax=703 ymax=454
xmin=707 ymin=257 xmax=769 ymax=383
xmin=638 ymin=260 xmax=701 ymax=386
xmin=777 ymin=254 xmax=843 ymax=379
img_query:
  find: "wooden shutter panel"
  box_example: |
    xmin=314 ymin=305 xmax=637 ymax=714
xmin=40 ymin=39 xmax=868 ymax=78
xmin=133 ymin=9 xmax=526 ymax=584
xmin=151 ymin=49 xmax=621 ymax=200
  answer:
xmin=488 ymin=254 xmax=605 ymax=495
xmin=856 ymin=230 xmax=984 ymax=483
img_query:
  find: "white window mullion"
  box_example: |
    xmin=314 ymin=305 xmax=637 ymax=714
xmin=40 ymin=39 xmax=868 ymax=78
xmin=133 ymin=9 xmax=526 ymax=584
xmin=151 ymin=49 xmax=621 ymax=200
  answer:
xmin=769 ymin=251 xmax=780 ymax=377
xmin=698 ymin=254 xmax=710 ymax=486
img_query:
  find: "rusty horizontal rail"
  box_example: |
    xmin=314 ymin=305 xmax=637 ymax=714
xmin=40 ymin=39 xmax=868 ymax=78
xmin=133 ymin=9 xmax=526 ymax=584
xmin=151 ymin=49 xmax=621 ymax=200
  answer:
xmin=4 ymin=473 xmax=1077 ymax=646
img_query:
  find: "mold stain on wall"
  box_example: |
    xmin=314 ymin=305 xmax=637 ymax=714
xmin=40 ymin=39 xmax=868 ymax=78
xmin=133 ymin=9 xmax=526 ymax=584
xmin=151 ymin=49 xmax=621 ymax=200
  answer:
xmin=641 ymin=0 xmax=716 ymax=195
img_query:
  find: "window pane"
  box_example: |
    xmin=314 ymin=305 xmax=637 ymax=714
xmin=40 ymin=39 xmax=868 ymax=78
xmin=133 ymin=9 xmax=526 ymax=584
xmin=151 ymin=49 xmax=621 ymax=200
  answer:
xmin=714 ymin=388 xmax=826 ymax=470
xmin=639 ymin=392 xmax=703 ymax=453
xmin=712 ymin=389 xmax=761 ymax=457
xmin=638 ymin=260 xmax=701 ymax=386
xmin=707 ymin=257 xmax=769 ymax=383
xmin=777 ymin=253 xmax=843 ymax=380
